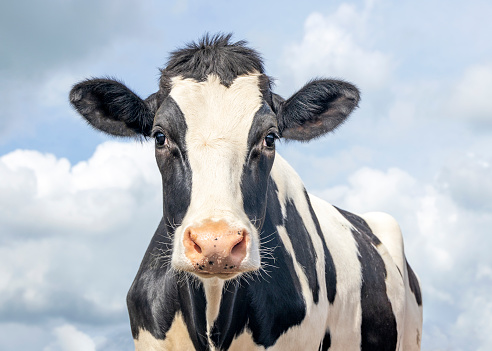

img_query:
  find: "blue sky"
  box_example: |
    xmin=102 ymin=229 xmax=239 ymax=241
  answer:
xmin=1 ymin=0 xmax=492 ymax=350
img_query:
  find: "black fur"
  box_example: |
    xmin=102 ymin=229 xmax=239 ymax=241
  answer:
xmin=305 ymin=190 xmax=337 ymax=304
xmin=277 ymin=79 xmax=360 ymax=141
xmin=320 ymin=331 xmax=331 ymax=351
xmin=336 ymin=208 xmax=398 ymax=351
xmin=284 ymin=197 xmax=321 ymax=303
xmin=406 ymin=259 xmax=422 ymax=306
xmin=69 ymin=78 xmax=155 ymax=137
xmin=241 ymin=102 xmax=277 ymax=230
xmin=162 ymin=33 xmax=265 ymax=87
xmin=126 ymin=218 xmax=208 ymax=349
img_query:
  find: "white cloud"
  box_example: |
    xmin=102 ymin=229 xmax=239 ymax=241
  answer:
xmin=446 ymin=63 xmax=492 ymax=128
xmin=0 ymin=141 xmax=160 ymax=235
xmin=437 ymin=152 xmax=492 ymax=212
xmin=317 ymin=166 xmax=419 ymax=215
xmin=44 ymin=324 xmax=96 ymax=351
xmin=282 ymin=1 xmax=394 ymax=92
xmin=0 ymin=141 xmax=161 ymax=332
xmin=452 ymin=289 xmax=492 ymax=351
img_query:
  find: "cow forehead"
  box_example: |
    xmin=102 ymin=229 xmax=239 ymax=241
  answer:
xmin=168 ymin=73 xmax=265 ymax=225
xmin=169 ymin=73 xmax=263 ymax=145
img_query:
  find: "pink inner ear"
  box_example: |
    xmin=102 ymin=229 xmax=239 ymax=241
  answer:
xmin=281 ymin=119 xmax=327 ymax=141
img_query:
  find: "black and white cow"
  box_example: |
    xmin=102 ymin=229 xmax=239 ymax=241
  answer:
xmin=70 ymin=34 xmax=422 ymax=350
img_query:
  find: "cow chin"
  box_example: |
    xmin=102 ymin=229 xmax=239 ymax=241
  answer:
xmin=173 ymin=256 xmax=261 ymax=281
xmin=193 ymin=268 xmax=255 ymax=281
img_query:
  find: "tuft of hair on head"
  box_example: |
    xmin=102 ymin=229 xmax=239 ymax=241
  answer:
xmin=161 ymin=32 xmax=265 ymax=87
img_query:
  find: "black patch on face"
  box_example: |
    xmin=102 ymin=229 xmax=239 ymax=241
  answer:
xmin=406 ymin=259 xmax=422 ymax=306
xmin=320 ymin=331 xmax=331 ymax=351
xmin=304 ymin=190 xmax=337 ymax=304
xmin=153 ymin=97 xmax=188 ymax=151
xmin=335 ymin=208 xmax=398 ymax=350
xmin=162 ymin=33 xmax=266 ymax=87
xmin=153 ymin=96 xmax=192 ymax=224
xmin=241 ymin=102 xmax=277 ymax=230
xmin=210 ymin=179 xmax=307 ymax=349
xmin=126 ymin=219 xmax=208 ymax=350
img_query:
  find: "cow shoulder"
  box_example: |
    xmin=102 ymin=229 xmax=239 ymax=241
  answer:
xmin=360 ymin=212 xmax=405 ymax=272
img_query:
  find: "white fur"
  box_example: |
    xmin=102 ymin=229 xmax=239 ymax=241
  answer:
xmin=169 ymin=74 xmax=264 ymax=274
xmin=307 ymin=194 xmax=363 ymax=351
xmin=134 ymin=313 xmax=194 ymax=351
xmin=203 ymin=277 xmax=225 ymax=346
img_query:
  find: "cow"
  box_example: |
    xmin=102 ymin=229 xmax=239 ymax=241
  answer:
xmin=69 ymin=34 xmax=423 ymax=351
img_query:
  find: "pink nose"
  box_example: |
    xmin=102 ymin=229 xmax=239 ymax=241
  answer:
xmin=183 ymin=220 xmax=248 ymax=274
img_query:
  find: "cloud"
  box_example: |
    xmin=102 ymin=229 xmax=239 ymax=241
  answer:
xmin=0 ymin=323 xmax=52 ymax=350
xmin=446 ymin=63 xmax=492 ymax=128
xmin=44 ymin=324 xmax=96 ymax=351
xmin=281 ymin=1 xmax=394 ymax=93
xmin=0 ymin=142 xmax=160 ymax=237
xmin=437 ymin=152 xmax=492 ymax=213
xmin=452 ymin=287 xmax=492 ymax=351
xmin=0 ymin=141 xmax=161 ymax=332
xmin=317 ymin=166 xmax=419 ymax=215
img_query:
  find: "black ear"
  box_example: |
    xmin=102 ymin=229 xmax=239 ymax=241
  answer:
xmin=277 ymin=79 xmax=360 ymax=141
xmin=69 ymin=79 xmax=158 ymax=137
xmin=270 ymin=92 xmax=285 ymax=115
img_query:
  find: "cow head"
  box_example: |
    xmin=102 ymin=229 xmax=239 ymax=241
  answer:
xmin=69 ymin=34 xmax=359 ymax=280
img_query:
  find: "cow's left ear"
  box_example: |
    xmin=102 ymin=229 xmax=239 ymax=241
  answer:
xmin=276 ymin=79 xmax=360 ymax=141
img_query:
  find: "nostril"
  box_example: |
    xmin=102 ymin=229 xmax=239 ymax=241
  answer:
xmin=194 ymin=242 xmax=202 ymax=254
xmin=185 ymin=229 xmax=202 ymax=254
xmin=230 ymin=230 xmax=247 ymax=257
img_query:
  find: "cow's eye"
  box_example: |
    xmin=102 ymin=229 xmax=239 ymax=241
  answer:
xmin=154 ymin=132 xmax=167 ymax=148
xmin=263 ymin=133 xmax=276 ymax=148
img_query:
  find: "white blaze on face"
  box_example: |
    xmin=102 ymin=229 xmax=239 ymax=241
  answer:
xmin=169 ymin=73 xmax=263 ymax=271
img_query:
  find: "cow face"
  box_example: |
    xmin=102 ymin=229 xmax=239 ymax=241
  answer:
xmin=69 ymin=35 xmax=359 ymax=280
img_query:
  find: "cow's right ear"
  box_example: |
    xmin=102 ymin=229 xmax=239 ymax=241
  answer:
xmin=69 ymin=79 xmax=158 ymax=137
xmin=275 ymin=79 xmax=360 ymax=141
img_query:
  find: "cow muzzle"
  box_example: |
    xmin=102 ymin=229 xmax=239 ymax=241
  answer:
xmin=183 ymin=220 xmax=249 ymax=276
